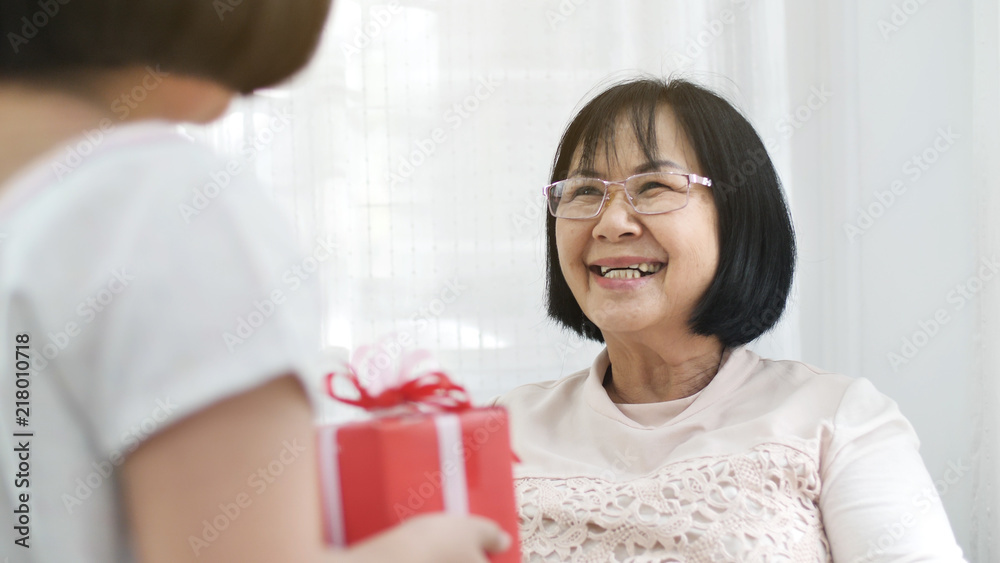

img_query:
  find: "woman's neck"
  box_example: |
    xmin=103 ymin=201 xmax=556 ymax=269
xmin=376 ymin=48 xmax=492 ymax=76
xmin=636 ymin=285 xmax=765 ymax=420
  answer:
xmin=0 ymin=69 xmax=234 ymax=191
xmin=0 ymin=83 xmax=113 ymax=188
xmin=602 ymin=334 xmax=725 ymax=404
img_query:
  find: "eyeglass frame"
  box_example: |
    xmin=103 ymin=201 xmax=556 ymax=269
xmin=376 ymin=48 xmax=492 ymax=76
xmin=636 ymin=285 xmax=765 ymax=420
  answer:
xmin=542 ymin=171 xmax=714 ymax=219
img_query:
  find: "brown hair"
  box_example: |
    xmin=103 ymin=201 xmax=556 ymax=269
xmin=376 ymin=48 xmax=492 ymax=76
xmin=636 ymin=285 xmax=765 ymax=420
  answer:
xmin=1 ymin=0 xmax=333 ymax=93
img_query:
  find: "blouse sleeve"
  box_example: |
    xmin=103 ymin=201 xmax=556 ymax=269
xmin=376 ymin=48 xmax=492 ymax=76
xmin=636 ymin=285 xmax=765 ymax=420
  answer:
xmin=819 ymin=378 xmax=966 ymax=562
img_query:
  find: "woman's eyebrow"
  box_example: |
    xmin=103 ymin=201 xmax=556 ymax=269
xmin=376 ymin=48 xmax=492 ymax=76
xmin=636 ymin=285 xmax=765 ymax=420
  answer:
xmin=568 ymin=168 xmax=601 ymax=178
xmin=633 ymin=159 xmax=686 ymax=174
xmin=568 ymin=159 xmax=686 ymax=178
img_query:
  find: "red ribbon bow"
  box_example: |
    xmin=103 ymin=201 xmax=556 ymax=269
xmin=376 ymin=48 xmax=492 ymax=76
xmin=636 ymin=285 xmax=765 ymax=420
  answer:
xmin=325 ymin=347 xmax=472 ymax=413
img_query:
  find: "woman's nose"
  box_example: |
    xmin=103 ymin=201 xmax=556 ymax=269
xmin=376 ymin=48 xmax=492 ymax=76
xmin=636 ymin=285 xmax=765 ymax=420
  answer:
xmin=592 ymin=188 xmax=641 ymax=241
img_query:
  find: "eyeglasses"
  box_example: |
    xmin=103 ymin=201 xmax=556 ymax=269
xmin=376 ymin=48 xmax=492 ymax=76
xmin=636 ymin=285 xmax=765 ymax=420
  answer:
xmin=543 ymin=171 xmax=713 ymax=219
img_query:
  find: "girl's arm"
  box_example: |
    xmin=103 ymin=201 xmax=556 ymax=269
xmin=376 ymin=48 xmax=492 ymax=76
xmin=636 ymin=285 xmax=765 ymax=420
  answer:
xmin=122 ymin=375 xmax=509 ymax=563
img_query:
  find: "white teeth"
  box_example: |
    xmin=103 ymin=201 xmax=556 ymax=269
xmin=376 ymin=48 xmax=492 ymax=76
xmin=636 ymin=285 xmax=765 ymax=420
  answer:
xmin=603 ymin=269 xmax=641 ymax=279
xmin=596 ymin=262 xmax=663 ymax=278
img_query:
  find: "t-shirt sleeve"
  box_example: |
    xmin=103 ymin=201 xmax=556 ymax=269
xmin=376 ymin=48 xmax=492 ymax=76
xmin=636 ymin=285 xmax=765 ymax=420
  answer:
xmin=37 ymin=141 xmax=324 ymax=458
xmin=819 ymin=378 xmax=966 ymax=562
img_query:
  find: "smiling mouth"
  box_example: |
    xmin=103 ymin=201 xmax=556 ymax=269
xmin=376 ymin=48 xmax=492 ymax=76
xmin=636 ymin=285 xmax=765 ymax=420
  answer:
xmin=590 ymin=262 xmax=665 ymax=279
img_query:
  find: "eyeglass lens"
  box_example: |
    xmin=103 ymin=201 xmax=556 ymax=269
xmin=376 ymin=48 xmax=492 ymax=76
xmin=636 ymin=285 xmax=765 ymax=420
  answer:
xmin=547 ymin=172 xmax=690 ymax=218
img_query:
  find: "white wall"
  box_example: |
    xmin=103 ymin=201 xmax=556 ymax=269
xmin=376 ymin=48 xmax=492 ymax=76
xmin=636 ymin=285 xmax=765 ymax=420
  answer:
xmin=971 ymin=0 xmax=1000 ymax=558
xmin=783 ymin=1 xmax=984 ymax=555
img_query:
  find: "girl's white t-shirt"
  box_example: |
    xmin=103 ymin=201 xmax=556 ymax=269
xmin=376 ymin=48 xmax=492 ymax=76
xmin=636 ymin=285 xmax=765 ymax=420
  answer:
xmin=0 ymin=121 xmax=323 ymax=562
xmin=496 ymin=347 xmax=967 ymax=562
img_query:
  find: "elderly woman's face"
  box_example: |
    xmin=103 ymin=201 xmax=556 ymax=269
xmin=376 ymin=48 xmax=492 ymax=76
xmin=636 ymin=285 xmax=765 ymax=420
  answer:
xmin=556 ymin=106 xmax=719 ymax=338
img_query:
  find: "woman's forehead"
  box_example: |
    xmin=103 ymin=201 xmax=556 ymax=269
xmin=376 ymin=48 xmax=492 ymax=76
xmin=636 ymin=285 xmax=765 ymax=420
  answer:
xmin=569 ymin=107 xmax=699 ymax=176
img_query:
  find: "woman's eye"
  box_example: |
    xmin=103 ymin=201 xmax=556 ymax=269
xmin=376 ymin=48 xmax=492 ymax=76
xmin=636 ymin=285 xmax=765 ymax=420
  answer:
xmin=567 ymin=184 xmax=604 ymax=199
xmin=636 ymin=182 xmax=670 ymax=195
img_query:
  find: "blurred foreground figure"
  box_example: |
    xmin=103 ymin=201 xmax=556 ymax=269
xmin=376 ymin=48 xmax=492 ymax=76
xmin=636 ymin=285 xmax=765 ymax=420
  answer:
xmin=0 ymin=2 xmax=508 ymax=562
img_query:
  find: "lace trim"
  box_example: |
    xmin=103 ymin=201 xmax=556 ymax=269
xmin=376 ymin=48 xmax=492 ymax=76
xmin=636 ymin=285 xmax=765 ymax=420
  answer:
xmin=515 ymin=443 xmax=831 ymax=562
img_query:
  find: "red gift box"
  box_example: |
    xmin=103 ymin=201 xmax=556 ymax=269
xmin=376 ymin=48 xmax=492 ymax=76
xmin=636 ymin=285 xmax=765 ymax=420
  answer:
xmin=318 ymin=348 xmax=520 ymax=562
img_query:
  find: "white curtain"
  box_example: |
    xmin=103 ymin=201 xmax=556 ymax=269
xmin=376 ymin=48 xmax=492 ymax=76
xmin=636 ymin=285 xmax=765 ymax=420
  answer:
xmin=972 ymin=0 xmax=999 ymax=559
xmin=186 ymin=1 xmax=996 ymax=559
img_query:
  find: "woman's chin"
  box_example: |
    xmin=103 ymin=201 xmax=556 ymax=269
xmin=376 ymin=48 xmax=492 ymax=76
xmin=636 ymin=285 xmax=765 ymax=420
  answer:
xmin=586 ymin=313 xmax=658 ymax=336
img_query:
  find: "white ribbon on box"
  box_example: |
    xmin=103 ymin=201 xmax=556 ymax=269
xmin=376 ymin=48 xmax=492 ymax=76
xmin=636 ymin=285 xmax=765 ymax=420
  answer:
xmin=320 ymin=414 xmax=469 ymax=548
xmin=434 ymin=414 xmax=469 ymax=514
xmin=318 ymin=425 xmax=347 ymax=547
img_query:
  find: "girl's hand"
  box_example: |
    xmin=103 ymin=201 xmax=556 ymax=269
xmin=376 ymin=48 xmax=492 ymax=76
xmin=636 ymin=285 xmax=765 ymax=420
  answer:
xmin=345 ymin=513 xmax=512 ymax=563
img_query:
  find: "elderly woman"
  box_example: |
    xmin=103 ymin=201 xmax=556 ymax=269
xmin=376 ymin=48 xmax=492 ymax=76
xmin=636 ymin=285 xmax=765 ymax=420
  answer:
xmin=495 ymin=78 xmax=965 ymax=562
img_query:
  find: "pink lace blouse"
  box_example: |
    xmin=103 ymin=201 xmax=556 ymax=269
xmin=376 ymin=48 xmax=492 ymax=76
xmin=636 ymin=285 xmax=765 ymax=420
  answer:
xmin=494 ymin=347 xmax=966 ymax=562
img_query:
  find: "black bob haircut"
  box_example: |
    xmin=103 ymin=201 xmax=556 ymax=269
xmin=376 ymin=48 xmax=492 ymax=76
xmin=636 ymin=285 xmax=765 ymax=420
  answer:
xmin=546 ymin=77 xmax=796 ymax=348
xmin=0 ymin=0 xmax=332 ymax=94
